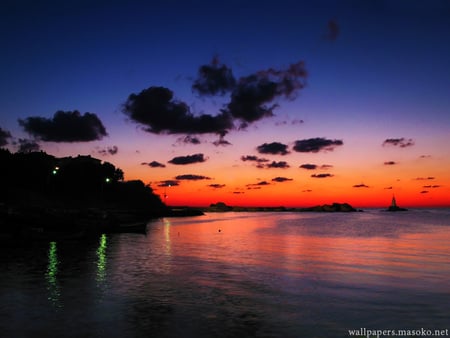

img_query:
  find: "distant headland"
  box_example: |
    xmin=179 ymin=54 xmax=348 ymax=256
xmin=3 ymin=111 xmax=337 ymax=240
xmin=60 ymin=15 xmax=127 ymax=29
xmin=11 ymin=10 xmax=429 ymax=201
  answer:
xmin=207 ymin=201 xmax=360 ymax=212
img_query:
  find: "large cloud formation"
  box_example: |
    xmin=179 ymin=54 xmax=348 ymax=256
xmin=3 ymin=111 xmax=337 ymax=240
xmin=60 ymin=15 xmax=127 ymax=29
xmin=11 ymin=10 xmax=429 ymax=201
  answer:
xmin=0 ymin=127 xmax=12 ymax=146
xmin=293 ymin=137 xmax=343 ymax=153
xmin=168 ymin=153 xmax=206 ymax=165
xmin=19 ymin=110 xmax=107 ymax=142
xmin=222 ymin=61 xmax=307 ymax=124
xmin=256 ymin=142 xmax=289 ymax=155
xmin=123 ymin=60 xmax=307 ymax=137
xmin=17 ymin=138 xmax=40 ymax=153
xmin=123 ymin=86 xmax=233 ymax=136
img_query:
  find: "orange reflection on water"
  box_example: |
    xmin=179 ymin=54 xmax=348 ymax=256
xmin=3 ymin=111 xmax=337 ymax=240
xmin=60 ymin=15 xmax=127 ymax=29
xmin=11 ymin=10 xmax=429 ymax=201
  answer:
xmin=162 ymin=212 xmax=450 ymax=291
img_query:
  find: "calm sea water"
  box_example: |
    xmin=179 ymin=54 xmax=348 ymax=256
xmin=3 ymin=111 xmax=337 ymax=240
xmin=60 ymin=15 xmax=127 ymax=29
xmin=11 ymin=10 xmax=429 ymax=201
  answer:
xmin=1 ymin=210 xmax=449 ymax=338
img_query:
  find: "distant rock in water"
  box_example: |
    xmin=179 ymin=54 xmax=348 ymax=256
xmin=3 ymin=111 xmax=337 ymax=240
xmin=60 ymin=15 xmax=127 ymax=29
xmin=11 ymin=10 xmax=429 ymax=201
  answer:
xmin=387 ymin=195 xmax=407 ymax=212
xmin=300 ymin=202 xmax=357 ymax=212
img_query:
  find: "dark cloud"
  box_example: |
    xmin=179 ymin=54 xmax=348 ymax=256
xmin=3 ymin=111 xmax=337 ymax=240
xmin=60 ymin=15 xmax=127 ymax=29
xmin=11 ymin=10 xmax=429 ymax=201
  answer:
xmin=324 ymin=19 xmax=339 ymax=41
xmin=212 ymin=138 xmax=232 ymax=146
xmin=420 ymin=155 xmax=431 ymax=158
xmin=176 ymin=135 xmax=201 ymax=145
xmin=222 ymin=61 xmax=307 ymax=123
xmin=293 ymin=137 xmax=343 ymax=153
xmin=266 ymin=161 xmax=290 ymax=169
xmin=382 ymin=138 xmax=415 ymax=148
xmin=0 ymin=127 xmax=12 ymax=146
xmin=384 ymin=186 xmax=393 ymax=190
xmin=158 ymin=180 xmax=179 ymax=187
xmin=175 ymin=174 xmax=211 ymax=180
xmin=192 ymin=55 xmax=236 ymax=96
xmin=420 ymin=190 xmax=429 ymax=194
xmin=18 ymin=110 xmax=107 ymax=142
xmin=17 ymin=138 xmax=40 ymax=153
xmin=97 ymin=145 xmax=118 ymax=156
xmin=353 ymin=184 xmax=369 ymax=188
xmin=233 ymin=191 xmax=244 ymax=194
xmin=303 ymin=189 xmax=313 ymax=193
xmin=423 ymin=185 xmax=441 ymax=188
xmin=384 ymin=161 xmax=396 ymax=165
xmin=275 ymin=118 xmax=304 ymax=126
xmin=256 ymin=142 xmax=289 ymax=155
xmin=142 ymin=161 xmax=166 ymax=168
xmin=320 ymin=164 xmax=333 ymax=169
xmin=123 ymin=86 xmax=233 ymax=136
xmin=208 ymin=184 xmax=226 ymax=189
xmin=311 ymin=173 xmax=334 ymax=178
xmin=168 ymin=153 xmax=206 ymax=165
xmin=272 ymin=177 xmax=293 ymax=182
xmin=247 ymin=181 xmax=270 ymax=188
xmin=300 ymin=163 xmax=317 ymax=170
xmin=414 ymin=177 xmax=435 ymax=180
xmin=241 ymin=155 xmax=269 ymax=163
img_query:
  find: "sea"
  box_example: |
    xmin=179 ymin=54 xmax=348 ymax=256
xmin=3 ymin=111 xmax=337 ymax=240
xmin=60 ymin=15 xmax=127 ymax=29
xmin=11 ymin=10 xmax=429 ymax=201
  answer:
xmin=1 ymin=209 xmax=449 ymax=338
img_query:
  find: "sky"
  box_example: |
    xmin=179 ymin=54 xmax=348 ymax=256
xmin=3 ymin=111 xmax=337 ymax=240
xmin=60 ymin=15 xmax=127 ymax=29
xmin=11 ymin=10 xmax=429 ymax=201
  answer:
xmin=1 ymin=0 xmax=450 ymax=208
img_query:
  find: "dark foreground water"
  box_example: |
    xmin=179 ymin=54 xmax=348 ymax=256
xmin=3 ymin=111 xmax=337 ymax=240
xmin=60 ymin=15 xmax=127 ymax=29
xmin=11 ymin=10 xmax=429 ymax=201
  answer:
xmin=1 ymin=210 xmax=450 ymax=338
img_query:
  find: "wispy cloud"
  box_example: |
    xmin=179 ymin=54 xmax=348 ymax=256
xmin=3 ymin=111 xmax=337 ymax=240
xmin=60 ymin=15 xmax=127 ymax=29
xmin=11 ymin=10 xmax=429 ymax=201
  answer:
xmin=382 ymin=138 xmax=415 ymax=148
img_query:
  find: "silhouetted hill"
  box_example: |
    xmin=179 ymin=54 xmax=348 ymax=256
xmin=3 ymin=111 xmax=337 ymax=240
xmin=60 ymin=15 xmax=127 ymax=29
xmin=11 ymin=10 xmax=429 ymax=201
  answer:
xmin=0 ymin=149 xmax=168 ymax=217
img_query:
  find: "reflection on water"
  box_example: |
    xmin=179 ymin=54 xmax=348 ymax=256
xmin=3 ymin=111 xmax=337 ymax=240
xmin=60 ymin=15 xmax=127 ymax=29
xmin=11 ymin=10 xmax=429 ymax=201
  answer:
xmin=46 ymin=241 xmax=60 ymax=308
xmin=1 ymin=210 xmax=450 ymax=337
xmin=96 ymin=234 xmax=107 ymax=285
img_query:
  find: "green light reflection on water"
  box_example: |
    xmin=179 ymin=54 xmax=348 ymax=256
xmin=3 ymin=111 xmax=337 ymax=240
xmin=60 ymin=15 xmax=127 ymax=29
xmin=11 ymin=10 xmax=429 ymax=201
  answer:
xmin=96 ymin=234 xmax=107 ymax=284
xmin=46 ymin=241 xmax=61 ymax=308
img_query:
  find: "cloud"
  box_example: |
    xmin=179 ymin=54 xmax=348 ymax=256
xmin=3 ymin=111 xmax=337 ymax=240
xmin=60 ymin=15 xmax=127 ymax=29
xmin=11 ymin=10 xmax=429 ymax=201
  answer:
xmin=18 ymin=110 xmax=107 ymax=142
xmin=241 ymin=155 xmax=269 ymax=163
xmin=17 ymin=138 xmax=40 ymax=153
xmin=384 ymin=161 xmax=396 ymax=165
xmin=168 ymin=153 xmax=206 ymax=165
xmin=246 ymin=181 xmax=270 ymax=188
xmin=222 ymin=61 xmax=307 ymax=124
xmin=208 ymin=184 xmax=226 ymax=189
xmin=212 ymin=137 xmax=232 ymax=146
xmin=323 ymin=19 xmax=339 ymax=41
xmin=302 ymin=189 xmax=313 ymax=193
xmin=420 ymin=190 xmax=429 ymax=194
xmin=256 ymin=142 xmax=289 ymax=155
xmin=272 ymin=177 xmax=293 ymax=182
xmin=175 ymin=174 xmax=211 ymax=180
xmin=353 ymin=184 xmax=369 ymax=188
xmin=176 ymin=135 xmax=201 ymax=145
xmin=158 ymin=180 xmax=179 ymax=187
xmin=384 ymin=186 xmax=393 ymax=190
xmin=414 ymin=177 xmax=435 ymax=180
xmin=422 ymin=185 xmax=441 ymax=188
xmin=275 ymin=118 xmax=304 ymax=126
xmin=266 ymin=161 xmax=290 ymax=169
xmin=0 ymin=127 xmax=12 ymax=146
xmin=382 ymin=138 xmax=415 ymax=148
xmin=97 ymin=145 xmax=118 ymax=156
xmin=293 ymin=137 xmax=343 ymax=153
xmin=320 ymin=164 xmax=333 ymax=169
xmin=299 ymin=163 xmax=317 ymax=170
xmin=142 ymin=161 xmax=166 ymax=168
xmin=192 ymin=55 xmax=236 ymax=96
xmin=124 ymin=60 xmax=307 ymax=136
xmin=123 ymin=86 xmax=233 ymax=136
xmin=311 ymin=173 xmax=334 ymax=178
